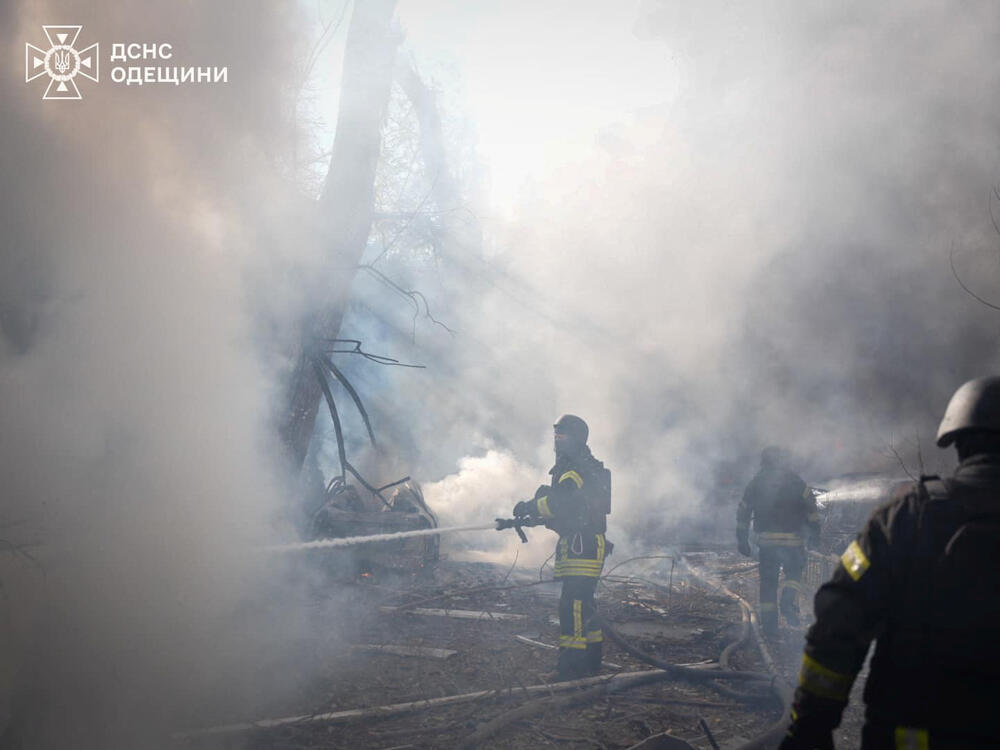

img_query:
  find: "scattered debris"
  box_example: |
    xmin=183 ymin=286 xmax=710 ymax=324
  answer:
xmin=350 ymin=644 xmax=458 ymax=659
xmin=177 ymin=552 xmax=870 ymax=749
xmin=514 ymin=634 xmax=624 ymax=669
xmin=379 ymin=606 xmax=527 ymax=622
xmin=177 ymin=670 xmax=665 ymax=739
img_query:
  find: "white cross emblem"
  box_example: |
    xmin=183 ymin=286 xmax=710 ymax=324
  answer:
xmin=25 ymin=26 xmax=99 ymax=101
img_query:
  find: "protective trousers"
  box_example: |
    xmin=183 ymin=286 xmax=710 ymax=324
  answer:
xmin=553 ymin=532 xmax=607 ymax=678
xmin=557 ymin=576 xmax=602 ymax=679
xmin=758 ymin=543 xmax=805 ymax=633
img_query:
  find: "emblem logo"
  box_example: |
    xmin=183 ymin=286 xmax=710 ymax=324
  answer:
xmin=25 ymin=26 xmax=99 ymax=100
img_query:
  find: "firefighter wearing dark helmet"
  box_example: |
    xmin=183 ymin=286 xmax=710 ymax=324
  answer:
xmin=781 ymin=376 xmax=1000 ymax=750
xmin=513 ymin=414 xmax=612 ymax=681
xmin=737 ymin=446 xmax=821 ymax=636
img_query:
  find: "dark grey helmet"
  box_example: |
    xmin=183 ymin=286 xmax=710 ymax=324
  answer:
xmin=936 ymin=376 xmax=1000 ymax=447
xmin=554 ymin=414 xmax=589 ymax=444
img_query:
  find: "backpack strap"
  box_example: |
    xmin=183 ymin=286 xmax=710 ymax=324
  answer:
xmin=917 ymin=474 xmax=948 ymax=503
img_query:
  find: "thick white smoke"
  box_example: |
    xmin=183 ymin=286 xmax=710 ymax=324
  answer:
xmin=0 ymin=1 xmax=339 ymax=746
xmin=332 ymin=1 xmax=1000 ymax=555
xmin=423 ymin=449 xmax=552 ymax=565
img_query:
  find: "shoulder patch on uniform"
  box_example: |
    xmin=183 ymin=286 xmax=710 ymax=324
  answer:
xmin=840 ymin=540 xmax=870 ymax=581
xmin=558 ymin=470 xmax=584 ymax=489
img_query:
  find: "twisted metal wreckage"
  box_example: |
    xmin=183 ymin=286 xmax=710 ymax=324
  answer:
xmin=297 ymin=339 xmax=441 ymax=575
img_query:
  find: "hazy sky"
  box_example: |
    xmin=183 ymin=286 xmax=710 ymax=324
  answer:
xmin=399 ymin=0 xmax=674 ymax=211
xmin=302 ymin=0 xmax=673 ymax=212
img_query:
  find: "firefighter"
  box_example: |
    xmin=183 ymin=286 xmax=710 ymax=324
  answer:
xmin=781 ymin=376 xmax=1000 ymax=749
xmin=737 ymin=446 xmax=821 ymax=636
xmin=513 ymin=414 xmax=612 ymax=681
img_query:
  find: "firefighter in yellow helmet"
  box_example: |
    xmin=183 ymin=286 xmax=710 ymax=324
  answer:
xmin=513 ymin=415 xmax=612 ymax=681
xmin=782 ymin=376 xmax=1000 ymax=749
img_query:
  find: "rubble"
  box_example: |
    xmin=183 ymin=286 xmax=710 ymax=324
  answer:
xmin=379 ymin=607 xmax=528 ymax=622
xmin=349 ymin=644 xmax=458 ymax=660
xmin=176 ymin=551 xmax=869 ymax=749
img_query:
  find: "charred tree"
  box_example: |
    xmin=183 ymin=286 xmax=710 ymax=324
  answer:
xmin=280 ymin=0 xmax=400 ymax=471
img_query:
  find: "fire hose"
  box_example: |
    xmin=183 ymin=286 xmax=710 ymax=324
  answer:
xmin=594 ymin=613 xmax=779 ymax=694
xmin=679 ymin=556 xmax=792 ymax=750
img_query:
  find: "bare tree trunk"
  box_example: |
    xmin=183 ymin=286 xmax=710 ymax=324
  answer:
xmin=279 ymin=0 xmax=400 ymax=471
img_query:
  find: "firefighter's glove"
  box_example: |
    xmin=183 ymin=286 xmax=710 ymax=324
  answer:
xmin=777 ymin=720 xmax=834 ymax=750
xmin=778 ymin=702 xmax=841 ymax=750
xmin=737 ymin=537 xmax=752 ymax=557
xmin=512 ymin=501 xmax=532 ymax=518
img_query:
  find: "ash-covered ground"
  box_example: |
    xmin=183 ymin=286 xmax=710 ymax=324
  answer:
xmin=176 ymin=548 xmax=866 ymax=750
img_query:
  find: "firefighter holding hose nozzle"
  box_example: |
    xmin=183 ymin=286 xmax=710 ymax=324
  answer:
xmin=511 ymin=414 xmax=612 ymax=681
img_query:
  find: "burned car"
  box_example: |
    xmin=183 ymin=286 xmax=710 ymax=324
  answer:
xmin=307 ymin=477 xmax=439 ymax=579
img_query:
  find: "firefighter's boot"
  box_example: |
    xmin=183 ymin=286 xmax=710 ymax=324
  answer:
xmin=761 ymin=603 xmax=779 ymax=636
xmin=586 ymin=639 xmax=603 ymax=675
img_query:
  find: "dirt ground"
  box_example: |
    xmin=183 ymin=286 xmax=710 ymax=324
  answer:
xmin=179 ymin=548 xmax=867 ymax=750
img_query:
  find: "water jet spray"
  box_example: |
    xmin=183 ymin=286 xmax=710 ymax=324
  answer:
xmin=267 ymin=516 xmax=547 ymax=552
xmin=267 ymin=523 xmax=499 ymax=552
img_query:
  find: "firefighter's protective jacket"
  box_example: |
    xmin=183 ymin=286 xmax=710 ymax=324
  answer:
xmin=737 ymin=465 xmax=821 ymax=547
xmin=523 ymin=446 xmax=610 ymax=578
xmin=788 ymin=454 xmax=1000 ymax=745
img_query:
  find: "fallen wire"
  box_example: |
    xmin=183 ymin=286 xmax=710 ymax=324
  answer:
xmin=175 ymin=670 xmax=668 ymax=739
xmin=538 ymin=550 xmax=555 ymax=580
xmin=679 ymin=557 xmax=792 ymax=750
xmin=390 ymin=560 xmax=683 ymax=614
xmin=499 ymin=550 xmax=519 ymax=585
xmin=388 ymin=578 xmax=551 ymax=612
xmin=603 ymin=554 xmax=675 ymax=579
xmin=601 ymin=574 xmax=673 ymax=595
xmin=596 ymin=618 xmax=779 ymax=714
xmin=712 ymin=562 xmax=760 ymax=577
xmin=315 ymin=338 xmax=426 ymax=368
xmin=594 ymin=615 xmax=772 ymax=686
xmin=700 ymin=717 xmax=721 ymax=750
xmin=458 ymin=671 xmax=688 ymax=750
xmin=182 ymin=554 xmax=781 ymax=744
xmin=390 ymin=567 xmax=671 ymax=614
xmin=592 ymin=558 xmax=786 ymax=713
